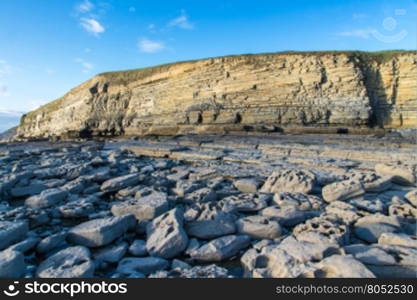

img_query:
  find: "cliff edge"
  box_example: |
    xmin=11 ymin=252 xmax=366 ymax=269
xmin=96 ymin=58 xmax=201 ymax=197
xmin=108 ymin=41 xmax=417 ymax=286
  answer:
xmin=17 ymin=51 xmax=417 ymax=139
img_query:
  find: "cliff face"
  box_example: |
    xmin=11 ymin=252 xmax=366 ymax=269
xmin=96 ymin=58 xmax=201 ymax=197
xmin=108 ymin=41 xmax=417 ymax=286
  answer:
xmin=17 ymin=51 xmax=417 ymax=139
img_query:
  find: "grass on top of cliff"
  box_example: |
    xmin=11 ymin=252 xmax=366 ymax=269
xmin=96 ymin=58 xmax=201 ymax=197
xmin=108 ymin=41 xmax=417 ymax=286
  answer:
xmin=98 ymin=50 xmax=415 ymax=85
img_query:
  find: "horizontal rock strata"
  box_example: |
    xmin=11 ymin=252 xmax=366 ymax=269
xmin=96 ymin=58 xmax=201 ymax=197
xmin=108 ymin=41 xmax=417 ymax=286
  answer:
xmin=17 ymin=51 xmax=417 ymax=139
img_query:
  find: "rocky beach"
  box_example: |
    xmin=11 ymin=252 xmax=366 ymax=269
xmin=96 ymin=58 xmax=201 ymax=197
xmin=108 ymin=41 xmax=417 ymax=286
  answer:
xmin=0 ymin=131 xmax=416 ymax=278
xmin=0 ymin=50 xmax=416 ymax=279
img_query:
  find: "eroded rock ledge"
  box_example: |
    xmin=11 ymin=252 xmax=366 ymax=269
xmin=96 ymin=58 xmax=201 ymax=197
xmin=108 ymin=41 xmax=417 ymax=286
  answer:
xmin=17 ymin=51 xmax=417 ymax=139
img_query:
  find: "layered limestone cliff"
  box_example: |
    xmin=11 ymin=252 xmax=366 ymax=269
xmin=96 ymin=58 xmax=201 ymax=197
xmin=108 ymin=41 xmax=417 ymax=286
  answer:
xmin=17 ymin=51 xmax=417 ymax=139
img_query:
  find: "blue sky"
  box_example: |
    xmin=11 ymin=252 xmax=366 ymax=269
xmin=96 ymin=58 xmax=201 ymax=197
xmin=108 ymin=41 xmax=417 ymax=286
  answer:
xmin=0 ymin=0 xmax=416 ymax=115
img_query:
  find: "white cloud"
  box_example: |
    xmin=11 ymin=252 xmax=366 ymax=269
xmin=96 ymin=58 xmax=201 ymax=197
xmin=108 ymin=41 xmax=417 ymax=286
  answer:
xmin=337 ymin=28 xmax=376 ymax=39
xmin=77 ymin=0 xmax=94 ymax=13
xmin=138 ymin=38 xmax=166 ymax=53
xmin=75 ymin=58 xmax=94 ymax=73
xmin=168 ymin=10 xmax=194 ymax=30
xmin=80 ymin=18 xmax=105 ymax=36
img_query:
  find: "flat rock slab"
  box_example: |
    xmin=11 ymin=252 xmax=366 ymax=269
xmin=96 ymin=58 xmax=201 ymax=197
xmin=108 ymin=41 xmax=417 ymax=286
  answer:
xmin=101 ymin=173 xmax=141 ymax=192
xmin=375 ymin=164 xmax=416 ymax=186
xmin=67 ymin=215 xmax=136 ymax=247
xmin=315 ymin=255 xmax=375 ymax=278
xmin=0 ymin=221 xmax=28 ymax=250
xmin=190 ymin=235 xmax=251 ymax=262
xmin=354 ymin=214 xmax=401 ymax=243
xmin=36 ymin=246 xmax=95 ymax=278
xmin=146 ymin=208 xmax=188 ymax=259
xmin=322 ymin=180 xmax=365 ymax=203
xmin=117 ymin=257 xmax=169 ymax=275
xmin=260 ymin=169 xmax=316 ymax=194
xmin=111 ymin=191 xmax=169 ymax=221
xmin=0 ymin=249 xmax=26 ymax=277
xmin=25 ymin=188 xmax=68 ymax=209
xmin=236 ymin=216 xmax=281 ymax=240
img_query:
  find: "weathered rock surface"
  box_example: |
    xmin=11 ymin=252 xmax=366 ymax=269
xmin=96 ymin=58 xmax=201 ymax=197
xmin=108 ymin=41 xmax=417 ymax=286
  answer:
xmin=0 ymin=249 xmax=26 ymax=278
xmin=0 ymin=221 xmax=28 ymax=250
xmin=0 ymin=131 xmax=416 ymax=278
xmin=260 ymin=169 xmax=315 ymax=194
xmin=190 ymin=235 xmax=251 ymax=262
xmin=146 ymin=208 xmax=189 ymax=259
xmin=322 ymin=180 xmax=364 ymax=203
xmin=236 ymin=216 xmax=282 ymax=240
xmin=36 ymin=246 xmax=95 ymax=278
xmin=111 ymin=191 xmax=169 ymax=220
xmin=16 ymin=51 xmax=417 ymax=139
xmin=67 ymin=215 xmax=136 ymax=247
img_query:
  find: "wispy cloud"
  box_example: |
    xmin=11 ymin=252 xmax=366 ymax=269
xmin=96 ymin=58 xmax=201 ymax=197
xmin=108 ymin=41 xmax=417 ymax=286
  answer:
xmin=337 ymin=28 xmax=376 ymax=39
xmin=138 ymin=38 xmax=166 ymax=53
xmin=80 ymin=18 xmax=105 ymax=36
xmin=76 ymin=0 xmax=94 ymax=13
xmin=75 ymin=58 xmax=94 ymax=73
xmin=168 ymin=10 xmax=194 ymax=30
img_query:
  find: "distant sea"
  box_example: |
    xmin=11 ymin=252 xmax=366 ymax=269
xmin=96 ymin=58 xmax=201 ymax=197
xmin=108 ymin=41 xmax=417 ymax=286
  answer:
xmin=0 ymin=110 xmax=23 ymax=133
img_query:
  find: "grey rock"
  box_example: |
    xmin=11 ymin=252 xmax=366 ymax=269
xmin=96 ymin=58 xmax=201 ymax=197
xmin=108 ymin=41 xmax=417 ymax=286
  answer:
xmin=172 ymin=180 xmax=204 ymax=197
xmin=405 ymin=189 xmax=417 ymax=207
xmin=293 ymin=216 xmax=350 ymax=246
xmin=182 ymin=188 xmax=217 ymax=204
xmin=354 ymin=214 xmax=401 ymax=243
xmin=236 ymin=216 xmax=282 ymax=240
xmin=233 ymin=178 xmax=262 ymax=193
xmin=261 ymin=169 xmax=316 ymax=194
xmin=0 ymin=221 xmax=28 ymax=250
xmin=0 ymin=249 xmax=25 ymax=278
xmin=378 ymin=233 xmax=417 ymax=248
xmin=190 ymin=235 xmax=251 ymax=262
xmin=117 ymin=257 xmax=169 ymax=275
xmin=261 ymin=205 xmax=306 ymax=227
xmin=171 ymin=259 xmax=191 ymax=270
xmin=389 ymin=203 xmax=417 ymax=221
xmin=325 ymin=201 xmax=361 ymax=224
xmin=25 ymin=188 xmax=68 ymax=209
xmin=344 ymin=244 xmax=396 ymax=265
xmin=67 ymin=215 xmax=136 ymax=248
xmin=150 ymin=264 xmax=230 ymax=278
xmin=241 ymin=244 xmax=317 ymax=278
xmin=36 ymin=246 xmax=95 ymax=278
xmin=185 ymin=204 xmax=236 ymax=239
xmin=375 ymin=163 xmax=416 ymax=186
xmin=58 ymin=196 xmax=96 ymax=218
xmin=348 ymin=172 xmax=392 ymax=192
xmin=146 ymin=208 xmax=188 ymax=259
xmin=111 ymin=191 xmax=169 ymax=221
xmin=315 ymin=255 xmax=375 ymax=278
xmin=220 ymin=193 xmax=271 ymax=212
xmin=11 ymin=184 xmax=47 ymax=198
xmin=128 ymin=240 xmax=147 ymax=257
xmin=350 ymin=197 xmax=386 ymax=213
xmin=36 ymin=232 xmax=67 ymax=254
xmin=94 ymin=242 xmax=128 ymax=263
xmin=322 ymin=180 xmax=364 ymax=203
xmin=273 ymin=192 xmax=324 ymax=211
xmin=9 ymin=237 xmax=40 ymax=253
xmin=101 ymin=173 xmax=141 ymax=192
